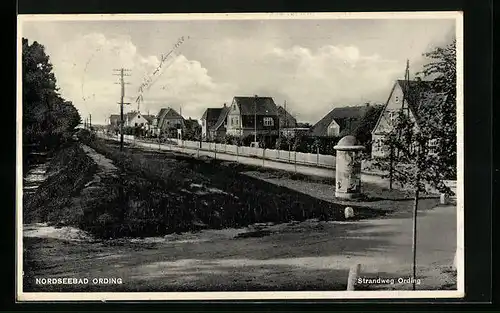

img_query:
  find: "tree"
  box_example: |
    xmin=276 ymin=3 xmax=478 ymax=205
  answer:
xmin=417 ymin=39 xmax=457 ymax=180
xmin=372 ymin=110 xmax=440 ymax=290
xmin=353 ymin=104 xmax=385 ymax=149
xmin=369 ymin=39 xmax=457 ymax=290
xmin=22 ymin=38 xmax=81 ymax=149
xmin=183 ymin=118 xmax=202 ymax=141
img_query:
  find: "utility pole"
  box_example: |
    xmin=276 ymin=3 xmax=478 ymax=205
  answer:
xmin=254 ymin=95 xmax=258 ymax=145
xmin=89 ymin=114 xmax=92 ymax=130
xmin=113 ymin=68 xmax=131 ymax=151
xmin=411 ymin=141 xmax=422 ymax=291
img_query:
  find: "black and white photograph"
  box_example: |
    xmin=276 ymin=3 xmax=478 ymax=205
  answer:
xmin=17 ymin=12 xmax=463 ymax=301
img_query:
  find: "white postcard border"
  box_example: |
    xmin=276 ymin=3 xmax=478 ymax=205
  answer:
xmin=16 ymin=11 xmax=465 ymax=302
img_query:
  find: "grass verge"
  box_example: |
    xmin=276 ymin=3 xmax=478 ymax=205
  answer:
xmin=78 ymin=132 xmax=384 ymax=239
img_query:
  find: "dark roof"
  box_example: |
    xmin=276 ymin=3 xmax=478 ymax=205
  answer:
xmin=396 ymin=79 xmax=438 ymax=114
xmin=141 ymin=115 xmax=155 ymax=123
xmin=276 ymin=105 xmax=297 ymax=123
xmin=184 ymin=118 xmax=200 ymax=128
xmin=126 ymin=111 xmax=138 ymax=120
xmin=157 ymin=107 xmax=184 ymax=128
xmin=373 ymin=79 xmax=448 ymax=132
xmin=109 ymin=114 xmax=121 ymax=124
xmin=210 ymin=106 xmax=230 ymax=131
xmin=201 ymin=108 xmax=223 ymax=121
xmin=158 ymin=107 xmax=183 ymax=120
xmin=233 ymin=96 xmax=278 ymax=115
xmin=311 ymin=105 xmax=370 ymax=136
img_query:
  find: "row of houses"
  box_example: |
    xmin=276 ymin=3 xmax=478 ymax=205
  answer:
xmin=200 ymin=96 xmax=378 ymax=141
xmin=108 ymin=78 xmax=449 ymax=159
xmin=108 ymin=108 xmax=188 ymax=136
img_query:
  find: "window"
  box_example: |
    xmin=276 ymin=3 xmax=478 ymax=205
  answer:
xmin=388 ymin=111 xmax=397 ymax=123
xmin=395 ymin=96 xmax=399 ymax=103
xmin=327 ymin=124 xmax=339 ymax=137
xmin=263 ymin=117 xmax=274 ymax=126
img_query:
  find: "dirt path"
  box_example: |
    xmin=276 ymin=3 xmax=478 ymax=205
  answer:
xmin=80 ymin=144 xmax=118 ymax=175
xmin=24 ymin=204 xmax=456 ymax=292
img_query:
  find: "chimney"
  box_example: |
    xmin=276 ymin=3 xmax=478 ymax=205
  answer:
xmin=223 ymin=103 xmax=227 ymax=107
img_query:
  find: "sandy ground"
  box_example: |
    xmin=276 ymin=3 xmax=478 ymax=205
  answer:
xmin=23 ymin=203 xmax=456 ymax=292
xmin=22 ymin=143 xmax=457 ymax=292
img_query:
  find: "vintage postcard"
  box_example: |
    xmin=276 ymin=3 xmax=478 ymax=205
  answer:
xmin=17 ymin=12 xmax=464 ymax=301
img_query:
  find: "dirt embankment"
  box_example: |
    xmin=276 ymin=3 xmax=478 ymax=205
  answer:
xmin=77 ymin=133 xmax=385 ymax=239
xmin=23 ymin=141 xmax=97 ymax=225
xmin=24 ymin=130 xmax=387 ymax=240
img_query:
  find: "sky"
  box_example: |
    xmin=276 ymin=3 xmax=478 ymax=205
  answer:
xmin=20 ymin=15 xmax=457 ymax=124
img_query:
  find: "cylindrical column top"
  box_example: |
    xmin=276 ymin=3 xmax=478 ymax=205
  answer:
xmin=334 ymin=135 xmax=365 ymax=151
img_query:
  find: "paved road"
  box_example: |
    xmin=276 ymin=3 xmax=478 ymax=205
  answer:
xmin=101 ymin=135 xmax=390 ymax=189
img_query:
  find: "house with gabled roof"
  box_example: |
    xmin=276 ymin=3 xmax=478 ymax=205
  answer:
xmin=200 ymin=106 xmax=224 ymax=140
xmin=209 ymin=104 xmax=231 ymax=139
xmin=124 ymin=111 xmax=155 ymax=129
xmin=310 ymin=105 xmax=371 ymax=137
xmin=276 ymin=105 xmax=297 ymax=129
xmin=371 ymin=79 xmax=448 ymax=158
xmin=225 ymin=95 xmax=279 ymax=138
xmin=156 ymin=107 xmax=185 ymax=133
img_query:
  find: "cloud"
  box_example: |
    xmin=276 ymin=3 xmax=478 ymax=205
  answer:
xmin=46 ymin=33 xmax=405 ymax=124
xmin=23 ymin=18 xmax=456 ymax=124
xmin=48 ymin=33 xmax=234 ymax=123
xmin=212 ymin=43 xmax=402 ymax=122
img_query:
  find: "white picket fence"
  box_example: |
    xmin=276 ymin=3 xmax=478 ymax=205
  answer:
xmin=101 ymin=134 xmax=337 ymax=169
xmin=171 ymin=138 xmax=337 ymax=168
